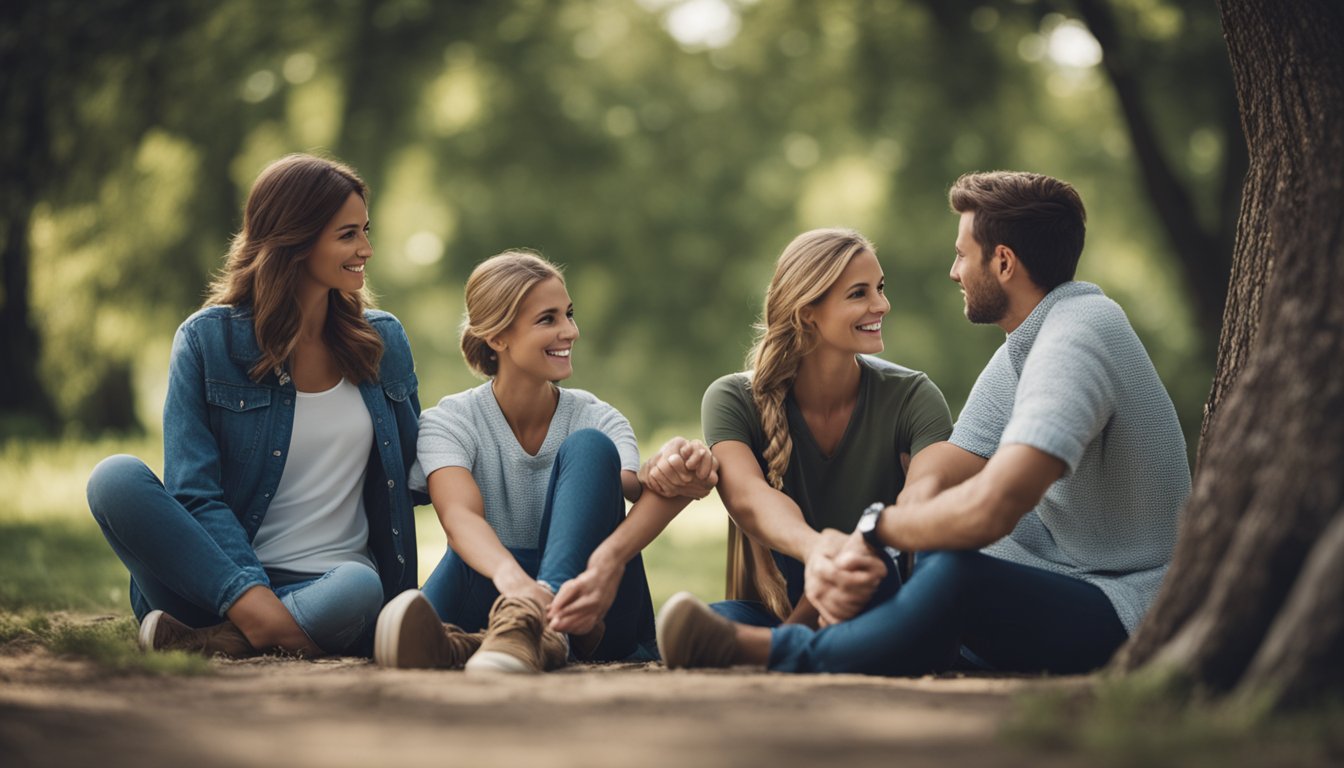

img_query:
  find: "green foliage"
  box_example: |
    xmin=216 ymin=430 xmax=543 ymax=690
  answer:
xmin=0 ymin=612 xmax=211 ymax=676
xmin=8 ymin=0 xmax=1229 ymax=459
xmin=1003 ymin=669 xmax=1344 ymax=767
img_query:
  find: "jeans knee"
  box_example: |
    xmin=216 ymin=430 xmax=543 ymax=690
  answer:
xmin=299 ymin=563 xmax=384 ymax=653
xmin=334 ymin=562 xmax=385 ymax=624
xmin=87 ymin=454 xmax=154 ymax=525
xmin=557 ymin=429 xmax=619 ymax=472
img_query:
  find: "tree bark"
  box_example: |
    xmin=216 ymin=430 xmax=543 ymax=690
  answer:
xmin=1115 ymin=0 xmax=1344 ymax=710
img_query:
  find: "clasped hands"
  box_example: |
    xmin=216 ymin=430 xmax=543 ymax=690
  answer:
xmin=637 ymin=436 xmax=719 ymax=499
xmin=804 ymin=528 xmax=887 ymax=627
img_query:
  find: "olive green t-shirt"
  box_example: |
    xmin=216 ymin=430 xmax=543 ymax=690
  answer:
xmin=702 ymin=356 xmax=953 ymax=533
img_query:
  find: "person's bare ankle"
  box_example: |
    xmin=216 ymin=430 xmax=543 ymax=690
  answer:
xmin=227 ymin=586 xmax=320 ymax=655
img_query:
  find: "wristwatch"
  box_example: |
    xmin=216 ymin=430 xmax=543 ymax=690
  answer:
xmin=857 ymin=502 xmax=886 ymax=549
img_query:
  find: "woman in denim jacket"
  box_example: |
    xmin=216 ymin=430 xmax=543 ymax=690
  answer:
xmin=87 ymin=154 xmax=422 ymax=658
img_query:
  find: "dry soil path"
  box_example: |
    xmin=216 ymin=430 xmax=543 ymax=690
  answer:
xmin=0 ymin=651 xmax=1086 ymax=768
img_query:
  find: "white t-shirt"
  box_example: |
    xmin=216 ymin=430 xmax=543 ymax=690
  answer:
xmin=252 ymin=378 xmax=375 ymax=574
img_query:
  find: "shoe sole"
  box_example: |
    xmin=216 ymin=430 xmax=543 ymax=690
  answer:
xmin=464 ymin=650 xmax=537 ymax=675
xmin=138 ymin=610 xmax=165 ymax=652
xmin=656 ymin=591 xmax=703 ymax=669
xmin=374 ymin=589 xmax=443 ymax=669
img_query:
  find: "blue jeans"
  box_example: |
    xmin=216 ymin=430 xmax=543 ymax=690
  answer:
xmin=421 ymin=429 xmax=658 ymax=661
xmin=768 ymin=549 xmax=1128 ymax=675
xmin=87 ymin=455 xmax=384 ymax=655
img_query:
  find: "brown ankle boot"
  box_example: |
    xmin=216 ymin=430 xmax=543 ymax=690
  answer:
xmin=465 ymin=596 xmax=547 ymax=674
xmin=374 ymin=589 xmax=483 ymax=669
xmin=138 ymin=610 xmax=257 ymax=659
xmin=569 ymin=620 xmax=605 ymax=662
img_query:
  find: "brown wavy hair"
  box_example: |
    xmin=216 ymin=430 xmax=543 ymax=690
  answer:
xmin=460 ymin=250 xmax=564 ymax=378
xmin=206 ymin=154 xmax=382 ymax=384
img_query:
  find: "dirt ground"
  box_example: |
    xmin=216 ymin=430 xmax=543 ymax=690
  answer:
xmin=0 ymin=648 xmax=1094 ymax=768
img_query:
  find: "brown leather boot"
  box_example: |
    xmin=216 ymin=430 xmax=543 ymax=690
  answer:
xmin=465 ymin=595 xmax=547 ymax=674
xmin=137 ymin=610 xmax=257 ymax=659
xmin=569 ymin=620 xmax=605 ymax=662
xmin=374 ymin=589 xmax=484 ymax=669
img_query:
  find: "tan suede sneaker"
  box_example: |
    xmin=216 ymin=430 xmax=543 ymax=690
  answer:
xmin=465 ymin=595 xmax=548 ymax=674
xmin=539 ymin=625 xmax=570 ymax=671
xmin=137 ymin=610 xmax=257 ymax=659
xmin=374 ymin=589 xmax=485 ymax=669
xmin=656 ymin=592 xmax=738 ymax=669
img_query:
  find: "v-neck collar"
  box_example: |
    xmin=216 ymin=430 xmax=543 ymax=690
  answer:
xmin=481 ymin=382 xmax=567 ymax=461
xmin=787 ymin=358 xmax=870 ymax=463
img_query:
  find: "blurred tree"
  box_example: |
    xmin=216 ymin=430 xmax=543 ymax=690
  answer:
xmin=1071 ymin=0 xmax=1244 ymax=349
xmin=1115 ymin=0 xmax=1343 ymax=711
xmin=5 ymin=0 xmax=1235 ymax=450
xmin=1 ymin=1 xmax=197 ymax=434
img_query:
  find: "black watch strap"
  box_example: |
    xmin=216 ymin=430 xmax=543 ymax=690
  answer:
xmin=859 ymin=502 xmax=885 ymax=548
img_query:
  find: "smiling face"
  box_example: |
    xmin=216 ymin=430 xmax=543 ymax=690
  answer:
xmin=491 ymin=276 xmax=578 ymax=383
xmin=952 ymin=211 xmax=1009 ymax=325
xmin=300 ymin=191 xmax=371 ymax=297
xmin=801 ymin=249 xmax=889 ymax=356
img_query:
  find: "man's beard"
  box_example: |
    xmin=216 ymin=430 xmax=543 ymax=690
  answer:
xmin=964 ymin=273 xmax=1009 ymax=325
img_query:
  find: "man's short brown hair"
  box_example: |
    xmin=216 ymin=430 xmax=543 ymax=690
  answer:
xmin=949 ymin=171 xmax=1087 ymax=291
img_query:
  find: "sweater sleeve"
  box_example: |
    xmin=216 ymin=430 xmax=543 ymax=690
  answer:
xmin=411 ymin=393 xmax=479 ymax=491
xmin=1001 ymin=305 xmax=1118 ymax=472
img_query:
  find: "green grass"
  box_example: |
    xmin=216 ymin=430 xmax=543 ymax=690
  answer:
xmin=1003 ymin=670 xmax=1344 ymax=767
xmin=0 ymin=611 xmax=209 ymax=675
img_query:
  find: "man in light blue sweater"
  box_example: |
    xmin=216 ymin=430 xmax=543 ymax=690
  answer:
xmin=660 ymin=171 xmax=1191 ymax=675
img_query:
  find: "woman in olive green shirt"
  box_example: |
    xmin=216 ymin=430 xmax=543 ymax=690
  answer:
xmin=699 ymin=228 xmax=952 ymax=627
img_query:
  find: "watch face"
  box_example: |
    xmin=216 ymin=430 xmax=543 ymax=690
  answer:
xmin=858 ymin=502 xmax=882 ymax=535
xmin=858 ymin=511 xmax=877 ymax=534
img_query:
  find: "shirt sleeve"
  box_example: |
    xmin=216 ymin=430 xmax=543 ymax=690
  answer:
xmin=412 ymin=395 xmax=479 ymax=492
xmin=161 ymin=322 xmax=268 ymax=611
xmin=1001 ymin=308 xmax=1118 ymax=472
xmin=900 ymin=374 xmax=954 ymax=457
xmin=949 ymin=344 xmax=1016 ymax=459
xmin=701 ymin=374 xmax=758 ymax=449
xmin=590 ymin=403 xmax=641 ymax=472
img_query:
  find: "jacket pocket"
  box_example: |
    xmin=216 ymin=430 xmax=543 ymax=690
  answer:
xmin=205 ymin=380 xmax=273 ymax=463
xmin=382 ymin=371 xmax=418 ymax=403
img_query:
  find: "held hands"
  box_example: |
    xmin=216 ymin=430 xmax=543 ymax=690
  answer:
xmin=638 ymin=437 xmax=719 ymax=499
xmin=804 ymin=529 xmax=886 ymax=626
xmin=547 ymin=555 xmax=622 ymax=635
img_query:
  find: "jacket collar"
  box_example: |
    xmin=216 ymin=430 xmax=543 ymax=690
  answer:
xmin=1005 ymin=281 xmax=1102 ymax=375
xmin=226 ymin=306 xmax=289 ymax=386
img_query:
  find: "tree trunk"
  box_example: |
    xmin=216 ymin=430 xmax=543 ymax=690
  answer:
xmin=0 ymin=9 xmax=58 ymax=435
xmin=1114 ymin=0 xmax=1344 ymax=711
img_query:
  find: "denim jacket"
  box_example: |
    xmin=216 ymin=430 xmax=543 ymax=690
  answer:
xmin=162 ymin=305 xmax=423 ymax=608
